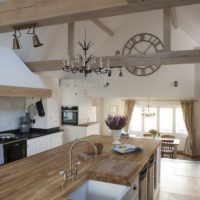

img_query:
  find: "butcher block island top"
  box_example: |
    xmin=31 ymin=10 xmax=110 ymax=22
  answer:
xmin=0 ymin=135 xmax=161 ymax=200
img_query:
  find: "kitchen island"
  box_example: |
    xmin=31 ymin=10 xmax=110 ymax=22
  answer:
xmin=0 ymin=135 xmax=161 ymax=200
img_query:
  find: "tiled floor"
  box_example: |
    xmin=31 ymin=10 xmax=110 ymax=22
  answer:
xmin=159 ymin=158 xmax=200 ymax=200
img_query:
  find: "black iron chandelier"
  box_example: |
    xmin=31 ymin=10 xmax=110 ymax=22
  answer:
xmin=63 ymin=28 xmax=123 ymax=77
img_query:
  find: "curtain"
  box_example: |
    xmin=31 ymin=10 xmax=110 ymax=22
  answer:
xmin=124 ymin=100 xmax=135 ymax=133
xmin=181 ymin=101 xmax=194 ymax=156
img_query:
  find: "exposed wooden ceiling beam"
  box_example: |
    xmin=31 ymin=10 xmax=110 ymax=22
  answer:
xmin=170 ymin=7 xmax=178 ymax=29
xmin=92 ymin=19 xmax=114 ymax=36
xmin=0 ymin=85 xmax=52 ymax=98
xmin=0 ymin=0 xmax=199 ymax=33
xmin=163 ymin=8 xmax=171 ymax=51
xmin=68 ymin=22 xmax=75 ymax=57
xmin=26 ymin=49 xmax=200 ymax=72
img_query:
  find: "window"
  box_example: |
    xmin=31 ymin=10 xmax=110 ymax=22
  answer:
xmin=129 ymin=104 xmax=187 ymax=135
xmin=144 ymin=108 xmax=157 ymax=131
xmin=129 ymin=107 xmax=142 ymax=132
xmin=176 ymin=108 xmax=187 ymax=134
xmin=159 ymin=108 xmax=173 ymax=133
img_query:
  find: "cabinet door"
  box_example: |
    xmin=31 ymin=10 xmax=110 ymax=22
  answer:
xmin=122 ymin=176 xmax=139 ymax=200
xmin=27 ymin=139 xmax=39 ymax=157
xmin=38 ymin=135 xmax=50 ymax=153
xmin=49 ymin=132 xmax=63 ymax=149
xmin=86 ymin=123 xmax=100 ymax=136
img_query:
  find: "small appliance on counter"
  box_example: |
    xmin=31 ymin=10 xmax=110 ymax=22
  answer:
xmin=19 ymin=112 xmax=32 ymax=133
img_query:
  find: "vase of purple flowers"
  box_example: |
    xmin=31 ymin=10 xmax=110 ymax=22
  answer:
xmin=105 ymin=115 xmax=127 ymax=144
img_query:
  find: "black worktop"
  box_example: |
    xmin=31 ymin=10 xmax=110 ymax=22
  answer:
xmin=0 ymin=127 xmax=63 ymax=144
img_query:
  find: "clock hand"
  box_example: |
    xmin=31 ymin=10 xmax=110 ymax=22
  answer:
xmin=143 ymin=43 xmax=153 ymax=54
xmin=133 ymin=46 xmax=143 ymax=54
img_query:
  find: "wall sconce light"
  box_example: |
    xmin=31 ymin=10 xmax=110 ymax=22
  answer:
xmin=13 ymin=28 xmax=22 ymax=49
xmin=27 ymin=24 xmax=43 ymax=48
xmin=174 ymin=81 xmax=178 ymax=87
xmin=119 ymin=67 xmax=123 ymax=77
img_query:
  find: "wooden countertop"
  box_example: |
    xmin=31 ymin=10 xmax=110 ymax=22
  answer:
xmin=78 ymin=122 xmax=99 ymax=127
xmin=0 ymin=135 xmax=161 ymax=200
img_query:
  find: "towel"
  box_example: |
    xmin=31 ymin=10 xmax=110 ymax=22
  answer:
xmin=0 ymin=144 xmax=4 ymax=165
xmin=36 ymin=99 xmax=45 ymax=117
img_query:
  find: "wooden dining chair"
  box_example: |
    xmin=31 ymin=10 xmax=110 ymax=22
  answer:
xmin=161 ymin=140 xmax=174 ymax=158
xmin=161 ymin=135 xmax=175 ymax=140
xmin=143 ymin=133 xmax=152 ymax=138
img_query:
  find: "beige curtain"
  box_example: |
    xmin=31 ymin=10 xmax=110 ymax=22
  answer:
xmin=124 ymin=100 xmax=135 ymax=133
xmin=181 ymin=101 xmax=194 ymax=156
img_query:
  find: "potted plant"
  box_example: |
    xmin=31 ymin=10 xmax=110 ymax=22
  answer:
xmin=149 ymin=129 xmax=160 ymax=138
xmin=105 ymin=115 xmax=127 ymax=144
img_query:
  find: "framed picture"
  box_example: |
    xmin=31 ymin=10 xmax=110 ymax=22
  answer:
xmin=109 ymin=105 xmax=118 ymax=115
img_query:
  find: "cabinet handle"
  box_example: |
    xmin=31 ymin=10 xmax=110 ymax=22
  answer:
xmin=133 ymin=185 xmax=137 ymax=191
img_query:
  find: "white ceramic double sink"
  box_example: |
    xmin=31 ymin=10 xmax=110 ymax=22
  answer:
xmin=67 ymin=180 xmax=130 ymax=200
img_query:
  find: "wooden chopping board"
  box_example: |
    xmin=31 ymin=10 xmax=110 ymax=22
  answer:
xmin=87 ymin=159 xmax=140 ymax=185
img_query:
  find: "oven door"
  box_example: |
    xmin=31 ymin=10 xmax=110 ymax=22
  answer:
xmin=3 ymin=140 xmax=27 ymax=164
xmin=62 ymin=110 xmax=78 ymax=125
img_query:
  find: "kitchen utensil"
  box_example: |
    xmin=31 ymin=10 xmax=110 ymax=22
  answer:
xmin=27 ymin=103 xmax=37 ymax=118
xmin=36 ymin=99 xmax=45 ymax=117
xmin=19 ymin=124 xmax=30 ymax=133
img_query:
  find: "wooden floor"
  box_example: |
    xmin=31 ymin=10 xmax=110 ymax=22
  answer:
xmin=159 ymin=158 xmax=200 ymax=200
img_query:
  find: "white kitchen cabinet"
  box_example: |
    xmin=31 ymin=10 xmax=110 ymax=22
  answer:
xmin=27 ymin=138 xmax=39 ymax=156
xmin=38 ymin=135 xmax=50 ymax=153
xmin=62 ymin=123 xmax=100 ymax=143
xmin=49 ymin=132 xmax=63 ymax=148
xmin=27 ymin=132 xmax=63 ymax=157
xmin=86 ymin=123 xmax=100 ymax=136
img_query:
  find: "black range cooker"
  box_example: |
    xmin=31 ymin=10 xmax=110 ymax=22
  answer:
xmin=0 ymin=133 xmax=27 ymax=165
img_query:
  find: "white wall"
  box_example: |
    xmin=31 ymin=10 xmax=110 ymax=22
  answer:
xmin=0 ymin=97 xmax=25 ymax=132
xmin=60 ymin=87 xmax=94 ymax=124
xmin=26 ymin=75 xmax=60 ymax=129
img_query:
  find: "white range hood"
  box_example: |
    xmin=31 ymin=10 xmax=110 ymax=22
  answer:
xmin=0 ymin=47 xmax=51 ymax=97
xmin=0 ymin=47 xmax=45 ymax=88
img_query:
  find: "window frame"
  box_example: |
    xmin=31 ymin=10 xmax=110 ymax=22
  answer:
xmin=129 ymin=104 xmax=187 ymax=135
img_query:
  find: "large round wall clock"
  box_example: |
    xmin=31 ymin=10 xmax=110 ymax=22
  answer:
xmin=122 ymin=33 xmax=163 ymax=76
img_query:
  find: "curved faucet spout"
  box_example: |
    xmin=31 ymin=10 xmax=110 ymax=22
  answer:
xmin=69 ymin=139 xmax=98 ymax=173
xmin=60 ymin=139 xmax=98 ymax=190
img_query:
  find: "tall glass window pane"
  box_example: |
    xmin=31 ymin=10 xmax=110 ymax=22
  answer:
xmin=176 ymin=108 xmax=187 ymax=134
xmin=129 ymin=107 xmax=142 ymax=132
xmin=144 ymin=108 xmax=157 ymax=132
xmin=159 ymin=108 xmax=173 ymax=133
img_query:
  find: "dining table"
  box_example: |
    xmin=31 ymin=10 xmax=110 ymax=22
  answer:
xmin=130 ymin=134 xmax=180 ymax=159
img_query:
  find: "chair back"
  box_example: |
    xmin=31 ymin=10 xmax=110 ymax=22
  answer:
xmin=161 ymin=139 xmax=174 ymax=158
xmin=161 ymin=134 xmax=175 ymax=140
xmin=143 ymin=133 xmax=152 ymax=138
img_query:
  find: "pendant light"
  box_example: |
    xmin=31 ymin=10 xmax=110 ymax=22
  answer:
xmin=142 ymin=97 xmax=156 ymax=117
xmin=13 ymin=28 xmax=22 ymax=49
xmin=27 ymin=24 xmax=43 ymax=48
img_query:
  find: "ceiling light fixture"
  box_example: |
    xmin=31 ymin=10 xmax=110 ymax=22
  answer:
xmin=142 ymin=97 xmax=156 ymax=117
xmin=12 ymin=23 xmax=43 ymax=49
xmin=13 ymin=28 xmax=22 ymax=49
xmin=27 ymin=24 xmax=43 ymax=48
xmin=63 ymin=27 xmax=123 ymax=78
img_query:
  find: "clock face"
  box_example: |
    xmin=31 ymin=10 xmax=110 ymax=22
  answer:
xmin=122 ymin=33 xmax=163 ymax=76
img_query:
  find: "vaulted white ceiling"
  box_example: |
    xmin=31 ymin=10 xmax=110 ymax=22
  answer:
xmin=177 ymin=4 xmax=200 ymax=45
